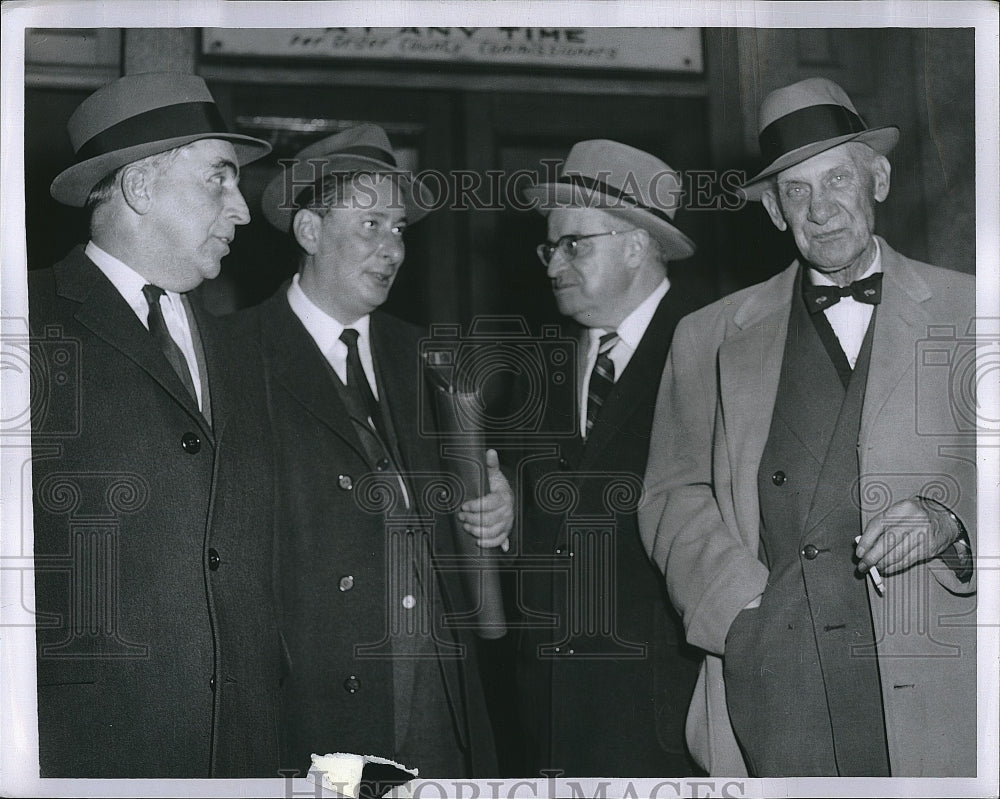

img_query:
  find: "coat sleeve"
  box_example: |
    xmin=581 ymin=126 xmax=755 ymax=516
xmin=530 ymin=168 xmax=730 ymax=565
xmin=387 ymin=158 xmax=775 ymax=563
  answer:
xmin=638 ymin=312 xmax=770 ymax=656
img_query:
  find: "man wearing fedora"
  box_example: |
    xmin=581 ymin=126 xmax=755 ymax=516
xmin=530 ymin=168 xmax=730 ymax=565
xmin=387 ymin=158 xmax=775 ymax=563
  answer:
xmin=29 ymin=72 xmax=284 ymax=776
xmin=511 ymin=140 xmax=703 ymax=777
xmin=225 ymin=124 xmax=510 ymax=778
xmin=639 ymin=77 xmax=976 ymax=776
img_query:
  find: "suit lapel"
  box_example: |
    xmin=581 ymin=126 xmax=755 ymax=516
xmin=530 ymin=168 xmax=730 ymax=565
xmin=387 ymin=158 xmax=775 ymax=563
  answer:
xmin=55 ymin=251 xmax=211 ymax=437
xmin=860 ymin=239 xmax=930 ymax=444
xmin=718 ymin=263 xmax=799 ymax=542
xmin=370 ymin=313 xmax=424 ymax=475
xmin=260 ymin=290 xmax=369 ymax=463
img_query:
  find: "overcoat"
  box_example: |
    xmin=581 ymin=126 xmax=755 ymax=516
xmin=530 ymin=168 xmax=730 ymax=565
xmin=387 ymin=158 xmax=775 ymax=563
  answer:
xmin=225 ymin=289 xmax=497 ymax=777
xmin=515 ymin=288 xmax=703 ymax=777
xmin=29 ymin=246 xmax=282 ymax=778
xmin=639 ymin=239 xmax=977 ymax=776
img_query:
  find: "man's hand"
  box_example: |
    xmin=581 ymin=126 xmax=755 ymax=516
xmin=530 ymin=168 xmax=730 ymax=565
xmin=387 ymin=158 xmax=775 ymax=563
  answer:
xmin=855 ymin=496 xmax=961 ymax=577
xmin=458 ymin=449 xmax=513 ymax=549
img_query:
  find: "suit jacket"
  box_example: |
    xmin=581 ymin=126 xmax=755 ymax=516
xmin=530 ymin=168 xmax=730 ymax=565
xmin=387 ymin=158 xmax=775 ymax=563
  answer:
xmin=225 ymin=289 xmax=497 ymax=777
xmin=638 ymin=239 xmax=977 ymax=776
xmin=515 ymin=287 xmax=703 ymax=777
xmin=29 ymin=246 xmax=282 ymax=777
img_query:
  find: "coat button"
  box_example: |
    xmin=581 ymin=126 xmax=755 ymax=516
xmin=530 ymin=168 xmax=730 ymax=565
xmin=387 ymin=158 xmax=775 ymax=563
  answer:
xmin=338 ymin=575 xmax=354 ymax=592
xmin=181 ymin=432 xmax=201 ymax=454
xmin=209 ymin=675 xmax=216 ymax=692
xmin=208 ymin=548 xmax=221 ymax=570
xmin=401 ymin=594 xmax=416 ymax=609
xmin=557 ymin=457 xmax=569 ymax=470
xmin=771 ymin=470 xmax=786 ymax=486
xmin=343 ymin=675 xmax=361 ymax=693
xmin=338 ymin=474 xmax=353 ymax=490
xmin=376 ymin=458 xmax=390 ymax=471
xmin=802 ymin=544 xmax=819 ymax=560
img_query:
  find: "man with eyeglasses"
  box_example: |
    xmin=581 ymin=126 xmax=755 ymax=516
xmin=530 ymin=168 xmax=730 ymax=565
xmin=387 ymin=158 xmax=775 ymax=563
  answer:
xmin=510 ymin=139 xmax=704 ymax=777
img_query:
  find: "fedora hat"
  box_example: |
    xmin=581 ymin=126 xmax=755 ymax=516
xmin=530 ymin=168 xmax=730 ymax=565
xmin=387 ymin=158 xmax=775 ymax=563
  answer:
xmin=50 ymin=72 xmax=272 ymax=207
xmin=521 ymin=139 xmax=695 ymax=260
xmin=741 ymin=77 xmax=899 ymax=201
xmin=261 ymin=123 xmax=434 ymax=232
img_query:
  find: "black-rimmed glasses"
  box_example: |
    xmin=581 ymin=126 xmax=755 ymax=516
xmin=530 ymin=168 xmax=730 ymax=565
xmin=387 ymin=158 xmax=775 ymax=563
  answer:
xmin=535 ymin=230 xmax=635 ymax=266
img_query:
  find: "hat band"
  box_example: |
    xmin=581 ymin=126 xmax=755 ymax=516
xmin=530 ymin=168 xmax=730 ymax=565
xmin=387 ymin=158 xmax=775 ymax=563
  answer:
xmin=75 ymin=101 xmax=230 ymax=162
xmin=758 ymin=103 xmax=867 ymax=166
xmin=291 ymin=147 xmax=401 ymax=208
xmin=558 ymin=174 xmax=673 ymax=224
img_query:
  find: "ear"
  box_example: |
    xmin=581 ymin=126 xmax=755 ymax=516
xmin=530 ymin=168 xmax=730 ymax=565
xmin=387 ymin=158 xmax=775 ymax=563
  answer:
xmin=871 ymin=154 xmax=891 ymax=203
xmin=120 ymin=164 xmax=152 ymax=214
xmin=625 ymin=227 xmax=650 ymax=268
xmin=760 ymin=187 xmax=788 ymax=232
xmin=292 ymin=209 xmax=322 ymax=254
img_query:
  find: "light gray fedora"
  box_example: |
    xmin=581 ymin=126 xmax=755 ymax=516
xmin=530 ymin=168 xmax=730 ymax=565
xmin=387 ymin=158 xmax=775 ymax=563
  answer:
xmin=50 ymin=72 xmax=271 ymax=207
xmin=521 ymin=139 xmax=695 ymax=261
xmin=741 ymin=77 xmax=899 ymax=201
xmin=260 ymin=123 xmax=434 ymax=232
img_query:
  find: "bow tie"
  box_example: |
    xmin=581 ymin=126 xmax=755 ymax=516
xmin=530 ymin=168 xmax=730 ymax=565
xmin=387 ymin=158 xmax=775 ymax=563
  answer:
xmin=803 ymin=272 xmax=883 ymax=314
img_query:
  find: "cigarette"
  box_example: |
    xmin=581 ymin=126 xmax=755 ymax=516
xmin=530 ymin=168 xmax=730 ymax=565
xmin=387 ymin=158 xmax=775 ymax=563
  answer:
xmin=854 ymin=536 xmax=885 ymax=595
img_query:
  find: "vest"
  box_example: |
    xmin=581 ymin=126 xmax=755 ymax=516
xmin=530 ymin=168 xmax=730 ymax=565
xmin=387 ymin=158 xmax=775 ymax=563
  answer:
xmin=723 ymin=272 xmax=891 ymax=776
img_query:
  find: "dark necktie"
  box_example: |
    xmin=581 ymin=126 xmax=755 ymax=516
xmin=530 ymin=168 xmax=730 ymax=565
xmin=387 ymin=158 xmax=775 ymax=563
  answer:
xmin=802 ymin=272 xmax=883 ymax=314
xmin=142 ymin=284 xmax=198 ymax=403
xmin=585 ymin=330 xmax=618 ymax=439
xmin=340 ymin=328 xmax=382 ymax=434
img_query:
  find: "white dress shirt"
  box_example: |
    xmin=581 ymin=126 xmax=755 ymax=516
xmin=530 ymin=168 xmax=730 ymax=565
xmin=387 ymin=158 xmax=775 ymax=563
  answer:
xmin=808 ymin=239 xmax=882 ymax=368
xmin=579 ymin=277 xmax=670 ymax=437
xmin=86 ymin=240 xmax=203 ymax=409
xmin=286 ymin=273 xmax=379 ymax=398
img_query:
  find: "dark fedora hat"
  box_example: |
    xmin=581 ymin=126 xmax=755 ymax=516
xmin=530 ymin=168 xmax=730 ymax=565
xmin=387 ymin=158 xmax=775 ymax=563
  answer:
xmin=260 ymin=123 xmax=434 ymax=232
xmin=741 ymin=77 xmax=899 ymax=201
xmin=521 ymin=139 xmax=695 ymax=261
xmin=50 ymin=72 xmax=272 ymax=207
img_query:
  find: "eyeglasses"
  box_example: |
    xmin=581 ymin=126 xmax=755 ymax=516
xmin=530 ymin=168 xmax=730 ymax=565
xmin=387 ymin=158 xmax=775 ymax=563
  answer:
xmin=535 ymin=230 xmax=635 ymax=266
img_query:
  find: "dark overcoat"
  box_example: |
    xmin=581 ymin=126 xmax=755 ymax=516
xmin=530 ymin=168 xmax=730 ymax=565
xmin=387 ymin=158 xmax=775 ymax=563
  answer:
xmin=515 ymin=288 xmax=704 ymax=777
xmin=29 ymin=246 xmax=282 ymax=778
xmin=225 ymin=289 xmax=497 ymax=777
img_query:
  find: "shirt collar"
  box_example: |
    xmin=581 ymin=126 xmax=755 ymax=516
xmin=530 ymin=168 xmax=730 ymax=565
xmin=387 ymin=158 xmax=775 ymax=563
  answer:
xmin=86 ymin=240 xmax=187 ymax=320
xmin=286 ymin=273 xmax=372 ymax=353
xmin=808 ymin=238 xmax=882 ymax=287
xmin=608 ymin=277 xmax=670 ymax=351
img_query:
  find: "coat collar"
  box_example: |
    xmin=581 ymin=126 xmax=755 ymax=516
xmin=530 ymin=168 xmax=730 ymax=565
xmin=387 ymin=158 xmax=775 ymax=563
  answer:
xmin=52 ymin=246 xmax=213 ymax=438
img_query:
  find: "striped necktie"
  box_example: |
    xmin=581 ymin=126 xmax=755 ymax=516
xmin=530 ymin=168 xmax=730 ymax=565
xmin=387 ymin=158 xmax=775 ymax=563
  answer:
xmin=585 ymin=330 xmax=618 ymax=439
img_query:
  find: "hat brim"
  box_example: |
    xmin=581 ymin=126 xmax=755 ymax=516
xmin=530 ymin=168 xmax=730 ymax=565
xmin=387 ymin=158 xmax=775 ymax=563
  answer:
xmin=521 ymin=182 xmax=695 ymax=261
xmin=261 ymin=154 xmax=434 ymax=232
xmin=740 ymin=126 xmax=899 ymax=201
xmin=50 ymin=132 xmax=272 ymax=207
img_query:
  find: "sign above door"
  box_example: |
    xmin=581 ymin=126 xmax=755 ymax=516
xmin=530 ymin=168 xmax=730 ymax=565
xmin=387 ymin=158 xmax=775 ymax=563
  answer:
xmin=202 ymin=27 xmax=703 ymax=73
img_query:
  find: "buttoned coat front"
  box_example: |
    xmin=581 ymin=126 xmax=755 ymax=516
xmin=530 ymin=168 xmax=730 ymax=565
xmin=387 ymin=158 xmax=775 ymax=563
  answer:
xmin=226 ymin=290 xmax=496 ymax=777
xmin=516 ymin=288 xmax=703 ymax=777
xmin=639 ymin=239 xmax=977 ymax=776
xmin=30 ymin=247 xmax=282 ymax=778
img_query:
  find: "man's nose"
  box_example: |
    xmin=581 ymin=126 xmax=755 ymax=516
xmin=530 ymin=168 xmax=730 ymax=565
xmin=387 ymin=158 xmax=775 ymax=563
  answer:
xmin=228 ymin=188 xmax=251 ymax=226
xmin=807 ymin=190 xmax=837 ymax=225
xmin=380 ymin=234 xmax=404 ymax=264
xmin=546 ymin=250 xmax=569 ymax=279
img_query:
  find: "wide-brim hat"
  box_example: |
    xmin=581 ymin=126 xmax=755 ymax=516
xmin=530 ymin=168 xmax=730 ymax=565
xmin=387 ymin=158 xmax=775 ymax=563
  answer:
xmin=50 ymin=72 xmax=272 ymax=207
xmin=261 ymin=123 xmax=434 ymax=232
xmin=521 ymin=139 xmax=695 ymax=261
xmin=741 ymin=77 xmax=899 ymax=201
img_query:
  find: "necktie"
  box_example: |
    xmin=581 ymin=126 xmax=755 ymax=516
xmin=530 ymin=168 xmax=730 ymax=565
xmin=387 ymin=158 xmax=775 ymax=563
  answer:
xmin=340 ymin=328 xmax=382 ymax=434
xmin=803 ymin=272 xmax=883 ymax=314
xmin=142 ymin=284 xmax=198 ymax=403
xmin=585 ymin=330 xmax=618 ymax=439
